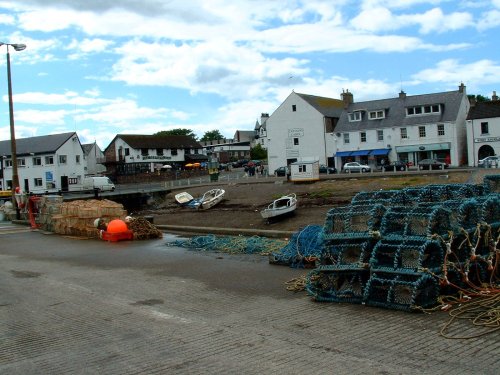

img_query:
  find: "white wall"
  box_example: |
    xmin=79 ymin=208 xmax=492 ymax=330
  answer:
xmin=266 ymin=92 xmax=326 ymax=172
xmin=467 ymin=115 xmax=500 ymax=167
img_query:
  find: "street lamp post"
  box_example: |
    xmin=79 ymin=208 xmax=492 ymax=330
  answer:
xmin=1 ymin=42 xmax=26 ymax=219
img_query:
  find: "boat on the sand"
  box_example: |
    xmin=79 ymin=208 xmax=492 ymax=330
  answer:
xmin=260 ymin=193 xmax=297 ymax=221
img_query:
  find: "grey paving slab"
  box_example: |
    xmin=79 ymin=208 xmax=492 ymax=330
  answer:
xmin=0 ymin=225 xmax=498 ymax=374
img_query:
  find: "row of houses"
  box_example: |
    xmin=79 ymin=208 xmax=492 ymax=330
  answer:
xmin=1 ymin=83 xmax=499 ymax=193
xmin=0 ymin=130 xmax=255 ymax=193
xmin=256 ymin=84 xmax=500 ymax=173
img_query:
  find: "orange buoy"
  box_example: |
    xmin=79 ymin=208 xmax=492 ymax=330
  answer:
xmin=106 ymin=219 xmax=128 ymax=233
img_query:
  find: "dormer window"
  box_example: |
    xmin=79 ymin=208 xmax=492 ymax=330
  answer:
xmin=348 ymin=111 xmax=362 ymax=122
xmin=406 ymin=104 xmax=440 ymax=116
xmin=368 ymin=110 xmax=385 ymax=120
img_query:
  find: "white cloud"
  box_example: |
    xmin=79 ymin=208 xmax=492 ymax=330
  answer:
xmin=11 ymin=91 xmax=107 ymax=106
xmin=411 ymin=59 xmax=500 ymax=86
xmin=15 ymin=109 xmax=68 ymax=125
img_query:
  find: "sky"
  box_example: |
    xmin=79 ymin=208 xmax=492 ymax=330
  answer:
xmin=0 ymin=0 xmax=500 ymax=150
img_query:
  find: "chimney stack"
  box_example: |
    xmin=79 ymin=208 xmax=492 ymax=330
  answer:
xmin=458 ymin=82 xmax=466 ymax=93
xmin=341 ymin=89 xmax=353 ymax=109
xmin=399 ymin=90 xmax=406 ymax=99
xmin=492 ymin=91 xmax=499 ymax=101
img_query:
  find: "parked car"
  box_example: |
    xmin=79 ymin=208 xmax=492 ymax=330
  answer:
xmin=417 ymin=159 xmax=449 ymax=170
xmin=478 ymin=155 xmax=498 ymax=168
xmin=232 ymin=159 xmax=249 ymax=168
xmin=343 ymin=162 xmax=371 ymax=173
xmin=274 ymin=166 xmax=288 ymax=177
xmin=381 ymin=161 xmax=408 ymax=172
xmin=319 ymin=164 xmax=337 ymax=174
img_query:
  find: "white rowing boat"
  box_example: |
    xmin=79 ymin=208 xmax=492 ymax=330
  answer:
xmin=175 ymin=188 xmax=225 ymax=209
xmin=260 ymin=193 xmax=297 ymax=220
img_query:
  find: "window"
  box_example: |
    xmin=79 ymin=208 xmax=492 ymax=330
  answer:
xmin=292 ymin=105 xmax=297 ymax=112
xmin=156 ymin=148 xmax=163 ymax=156
xmin=437 ymin=124 xmax=445 ymax=136
xmin=141 ymin=148 xmax=148 ymax=156
xmin=481 ymin=122 xmax=489 ymax=135
xmin=33 ymin=157 xmax=42 ymax=166
xmin=400 ymin=128 xmax=408 ymax=139
xmin=293 ymin=138 xmax=299 ymax=146
xmin=5 ymin=160 xmax=12 ymax=167
xmin=76 ymin=155 xmax=81 ymax=164
xmin=369 ymin=110 xmax=385 ymax=120
xmin=18 ymin=158 xmax=26 ymax=167
xmin=45 ymin=156 xmax=54 ymax=165
xmin=348 ymin=111 xmax=361 ymax=122
xmin=34 ymin=178 xmax=43 ymax=187
xmin=59 ymin=155 xmax=67 ymax=164
xmin=377 ymin=130 xmax=384 ymax=141
xmin=360 ymin=132 xmax=367 ymax=142
xmin=124 ymin=148 xmax=130 ymax=156
xmin=343 ymin=133 xmax=350 ymax=144
xmin=419 ymin=126 xmax=426 ymax=138
xmin=406 ymin=104 xmax=440 ymax=116
xmin=299 ymin=164 xmax=306 ymax=172
xmin=171 ymin=149 xmax=178 ymax=156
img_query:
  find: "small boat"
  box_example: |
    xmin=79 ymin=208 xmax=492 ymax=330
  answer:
xmin=198 ymin=188 xmax=225 ymax=210
xmin=175 ymin=192 xmax=195 ymax=206
xmin=175 ymin=188 xmax=225 ymax=210
xmin=260 ymin=193 xmax=297 ymax=221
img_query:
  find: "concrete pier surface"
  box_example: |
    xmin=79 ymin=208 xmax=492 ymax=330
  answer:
xmin=0 ymin=222 xmax=497 ymax=375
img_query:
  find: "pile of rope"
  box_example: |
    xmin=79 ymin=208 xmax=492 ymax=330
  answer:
xmin=269 ymin=225 xmax=324 ymax=268
xmin=166 ymin=234 xmax=286 ymax=255
xmin=127 ymin=217 xmax=163 ymax=240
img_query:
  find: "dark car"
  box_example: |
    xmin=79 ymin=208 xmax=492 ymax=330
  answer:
xmin=418 ymin=158 xmax=449 ymax=170
xmin=319 ymin=164 xmax=337 ymax=174
xmin=381 ymin=161 xmax=408 ymax=172
xmin=274 ymin=166 xmax=288 ymax=176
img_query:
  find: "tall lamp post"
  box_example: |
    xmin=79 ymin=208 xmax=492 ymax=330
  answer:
xmin=1 ymin=42 xmax=26 ymax=219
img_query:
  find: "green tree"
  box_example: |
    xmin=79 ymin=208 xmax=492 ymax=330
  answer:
xmin=468 ymin=94 xmax=490 ymax=102
xmin=154 ymin=128 xmax=197 ymax=140
xmin=200 ymin=130 xmax=224 ymax=141
xmin=250 ymin=144 xmax=267 ymax=160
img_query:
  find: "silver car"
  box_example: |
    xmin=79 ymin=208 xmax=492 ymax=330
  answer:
xmin=343 ymin=162 xmax=371 ymax=173
xmin=478 ymin=155 xmax=498 ymax=168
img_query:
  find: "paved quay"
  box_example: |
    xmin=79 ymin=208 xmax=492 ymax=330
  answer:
xmin=0 ymin=222 xmax=498 ymax=375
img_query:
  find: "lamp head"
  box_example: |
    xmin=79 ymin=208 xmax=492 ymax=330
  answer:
xmin=12 ymin=44 xmax=26 ymax=51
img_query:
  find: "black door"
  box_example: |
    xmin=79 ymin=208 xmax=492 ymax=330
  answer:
xmin=60 ymin=176 xmax=69 ymax=192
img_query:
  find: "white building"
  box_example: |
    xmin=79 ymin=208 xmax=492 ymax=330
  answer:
xmin=0 ymin=132 xmax=85 ymax=193
xmin=82 ymin=142 xmax=106 ymax=176
xmin=332 ymin=84 xmax=470 ymax=169
xmin=265 ymin=91 xmax=344 ymax=173
xmin=254 ymin=113 xmax=269 ymax=149
xmin=104 ymin=134 xmax=206 ymax=176
xmin=466 ymin=92 xmax=500 ymax=166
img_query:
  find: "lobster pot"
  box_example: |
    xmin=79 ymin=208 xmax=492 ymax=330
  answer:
xmin=320 ymin=238 xmax=377 ymax=268
xmin=380 ymin=206 xmax=451 ymax=239
xmin=457 ymin=198 xmax=483 ymax=232
xmin=306 ymin=267 xmax=370 ymax=304
xmin=364 ymin=272 xmax=439 ymax=311
xmin=481 ymin=194 xmax=500 ymax=226
xmin=370 ymin=239 xmax=444 ymax=274
xmin=323 ymin=204 xmax=386 ymax=240
xmin=351 ymin=190 xmax=398 ymax=207
xmin=483 ymin=174 xmax=500 ymax=194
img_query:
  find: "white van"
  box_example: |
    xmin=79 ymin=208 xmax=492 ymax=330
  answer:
xmin=83 ymin=176 xmax=115 ymax=192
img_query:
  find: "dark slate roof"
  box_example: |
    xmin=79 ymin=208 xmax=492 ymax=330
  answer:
xmin=467 ymin=100 xmax=500 ymax=120
xmin=82 ymin=143 xmax=94 ymax=155
xmin=334 ymin=90 xmax=466 ymax=132
xmin=296 ymin=93 xmax=344 ymax=117
xmin=0 ymin=132 xmax=77 ymax=157
xmin=108 ymin=134 xmax=202 ymax=151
